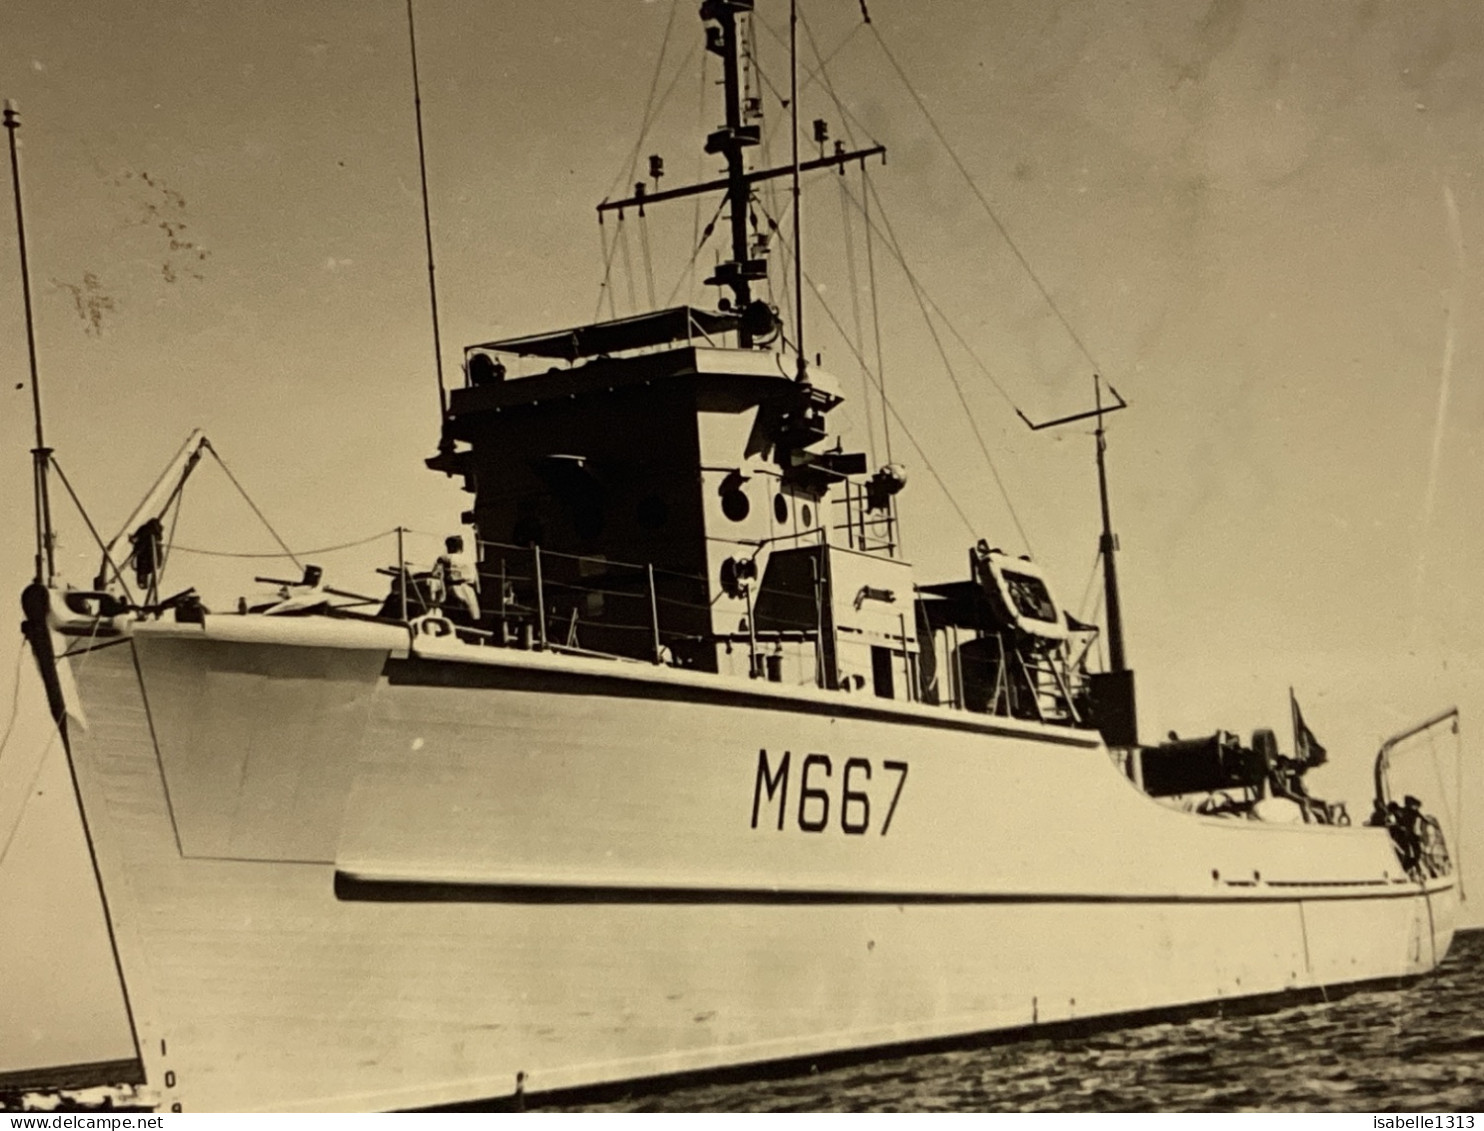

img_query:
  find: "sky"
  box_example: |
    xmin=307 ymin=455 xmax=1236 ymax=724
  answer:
xmin=1 ymin=0 xmax=1482 ymax=1074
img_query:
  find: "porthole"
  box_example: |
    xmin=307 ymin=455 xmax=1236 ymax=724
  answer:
xmin=801 ymin=503 xmax=813 ymax=528
xmin=720 ymin=488 xmax=750 ymax=523
xmin=774 ymin=493 xmax=788 ymax=524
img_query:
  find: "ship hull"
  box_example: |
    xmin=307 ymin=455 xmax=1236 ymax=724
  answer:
xmin=47 ymin=619 xmax=1457 ymax=1112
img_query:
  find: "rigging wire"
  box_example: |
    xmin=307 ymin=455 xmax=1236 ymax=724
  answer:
xmin=740 ymin=12 xmax=800 ymax=123
xmin=1090 ymin=582 xmax=1107 ymax=669
xmin=664 ymin=195 xmax=728 ymax=307
xmin=789 ymin=0 xmax=805 ymax=374
xmin=766 ymin=5 xmax=1025 ymax=456
xmin=618 ymin=217 xmax=639 ymax=314
xmin=593 ymin=4 xmax=699 ymax=311
xmin=759 ymin=207 xmax=976 ymax=539
xmin=48 ymin=457 xmax=138 ymax=606
xmin=755 ymin=207 xmax=792 ymax=345
xmin=757 ymin=12 xmax=1011 ymax=468
xmin=1 ymin=617 xmax=105 ymax=868
xmin=865 ymin=22 xmax=1104 ymax=376
xmin=745 ymin=25 xmax=792 ymax=327
xmin=405 ymin=0 xmax=448 ymax=419
xmin=638 ymin=213 xmax=658 ymax=310
xmin=0 ymin=638 xmax=27 ymax=769
xmin=861 ymin=167 xmax=891 ymax=463
xmin=594 ymin=215 xmax=620 ymax=321
xmin=748 ymin=13 xmax=872 ymax=179
xmin=203 ymin=447 xmax=303 ymax=570
xmin=602 ymin=0 xmax=683 ymax=203
xmin=1455 ymin=724 xmax=1466 ymax=900
xmin=795 ymin=0 xmax=892 ymax=457
xmin=760 ymin=8 xmax=893 ymax=456
xmin=752 ymin=10 xmax=867 ymax=120
xmin=799 ymin=21 xmax=865 ymax=101
xmin=837 ymin=173 xmax=875 ymax=466
xmin=602 ymin=38 xmax=701 ymax=209
xmin=766 ymin=8 xmax=1102 ymax=406
xmin=1456 ymin=721 xmax=1466 ymax=901
xmin=1075 ymin=543 xmax=1103 ymax=623
xmin=898 ymin=260 xmax=1034 ymax=553
xmin=169 ymin=527 xmax=401 ymax=561
xmin=852 ymin=175 xmax=1021 ymax=410
xmin=157 ymin=478 xmax=186 ymax=587
xmin=768 ymin=238 xmax=792 ymax=341
xmin=746 ymin=54 xmax=791 ymax=115
xmin=0 ymin=725 xmax=59 ymax=871
xmin=1416 ymin=725 xmax=1463 ymax=888
xmin=794 ymin=6 xmax=864 ymax=144
xmin=811 ymin=179 xmax=1033 ymax=551
xmin=689 ymin=48 xmax=710 ymax=302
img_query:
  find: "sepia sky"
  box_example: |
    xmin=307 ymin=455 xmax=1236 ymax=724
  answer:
xmin=2 ymin=0 xmax=1482 ymax=1073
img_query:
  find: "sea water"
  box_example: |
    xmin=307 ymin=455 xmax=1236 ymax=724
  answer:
xmin=548 ymin=929 xmax=1484 ymax=1112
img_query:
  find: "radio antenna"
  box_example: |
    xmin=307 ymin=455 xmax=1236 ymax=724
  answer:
xmin=1018 ymin=376 xmax=1130 ymax=672
xmin=5 ymin=99 xmax=55 ymax=585
xmin=406 ymin=0 xmax=449 ymax=426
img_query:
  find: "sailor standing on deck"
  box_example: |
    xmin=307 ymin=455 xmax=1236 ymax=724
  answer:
xmin=435 ymin=535 xmax=481 ymax=623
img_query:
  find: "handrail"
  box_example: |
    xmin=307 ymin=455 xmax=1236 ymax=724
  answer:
xmin=474 ymin=534 xmax=711 ymax=587
xmin=437 ymin=533 xmax=1086 ymax=731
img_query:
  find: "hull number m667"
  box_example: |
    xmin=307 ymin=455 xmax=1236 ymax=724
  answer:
xmin=749 ymin=749 xmax=909 ymax=836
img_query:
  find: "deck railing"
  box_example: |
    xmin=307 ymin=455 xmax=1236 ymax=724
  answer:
xmin=381 ymin=534 xmax=1089 ymax=731
xmin=460 ymin=539 xmax=715 ymax=668
xmin=831 ymin=481 xmax=897 ymax=556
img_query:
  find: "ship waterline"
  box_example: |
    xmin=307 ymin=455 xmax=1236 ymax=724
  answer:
xmin=47 ymin=615 xmax=1456 ymax=1112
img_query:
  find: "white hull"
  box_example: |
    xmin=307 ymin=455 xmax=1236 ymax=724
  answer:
xmin=44 ymin=618 xmax=1456 ymax=1111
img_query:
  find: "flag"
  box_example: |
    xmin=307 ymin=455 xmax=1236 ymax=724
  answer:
xmin=1290 ymin=688 xmax=1328 ymax=768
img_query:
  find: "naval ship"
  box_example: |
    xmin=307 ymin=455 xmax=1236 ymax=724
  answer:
xmin=3 ymin=1 xmax=1461 ymax=1113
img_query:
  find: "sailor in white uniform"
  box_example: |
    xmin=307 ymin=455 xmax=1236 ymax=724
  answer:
xmin=435 ymin=535 xmax=481 ymax=622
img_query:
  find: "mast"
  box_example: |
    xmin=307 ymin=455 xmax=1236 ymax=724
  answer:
xmin=5 ymin=99 xmax=55 ymax=586
xmin=788 ymin=0 xmax=805 ymax=380
xmin=701 ymin=0 xmax=763 ymax=339
xmin=1093 ymin=375 xmax=1127 ymax=672
xmin=1017 ymin=381 xmax=1135 ymax=743
xmin=598 ymin=3 xmax=884 ymax=348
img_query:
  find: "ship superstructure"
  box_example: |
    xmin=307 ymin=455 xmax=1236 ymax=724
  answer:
xmin=1 ymin=1 xmax=1462 ymax=1113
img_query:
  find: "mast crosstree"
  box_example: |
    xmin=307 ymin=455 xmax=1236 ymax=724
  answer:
xmin=596 ymin=0 xmax=884 ymax=348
